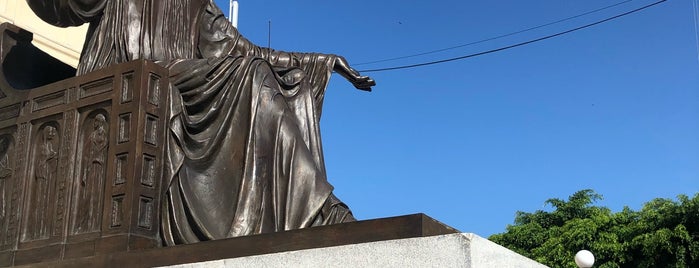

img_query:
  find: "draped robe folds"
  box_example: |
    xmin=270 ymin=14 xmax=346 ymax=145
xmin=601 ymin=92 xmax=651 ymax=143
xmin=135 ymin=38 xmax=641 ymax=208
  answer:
xmin=28 ymin=0 xmax=354 ymax=245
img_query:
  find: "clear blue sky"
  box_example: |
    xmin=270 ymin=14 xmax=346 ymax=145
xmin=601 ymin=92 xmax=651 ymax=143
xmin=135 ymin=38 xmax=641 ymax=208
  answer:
xmin=214 ymin=0 xmax=698 ymax=237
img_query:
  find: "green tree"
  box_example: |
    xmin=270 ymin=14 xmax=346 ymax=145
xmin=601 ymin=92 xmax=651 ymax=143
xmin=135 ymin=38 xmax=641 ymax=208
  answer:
xmin=489 ymin=190 xmax=699 ymax=268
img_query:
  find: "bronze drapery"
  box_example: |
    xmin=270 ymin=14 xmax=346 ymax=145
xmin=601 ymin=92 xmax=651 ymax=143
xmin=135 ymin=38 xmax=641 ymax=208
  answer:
xmin=28 ymin=0 xmax=356 ymax=245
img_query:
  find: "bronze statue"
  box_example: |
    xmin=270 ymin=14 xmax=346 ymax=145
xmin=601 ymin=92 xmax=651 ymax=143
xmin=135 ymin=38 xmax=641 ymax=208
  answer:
xmin=27 ymin=0 xmax=374 ymax=245
xmin=75 ymin=114 xmax=108 ymax=233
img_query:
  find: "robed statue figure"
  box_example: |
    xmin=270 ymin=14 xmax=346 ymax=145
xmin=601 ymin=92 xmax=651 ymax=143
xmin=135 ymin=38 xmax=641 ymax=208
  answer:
xmin=27 ymin=0 xmax=374 ymax=245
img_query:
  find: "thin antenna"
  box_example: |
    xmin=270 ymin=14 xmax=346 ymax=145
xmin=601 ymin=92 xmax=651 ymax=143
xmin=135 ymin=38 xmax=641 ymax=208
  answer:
xmin=229 ymin=0 xmax=239 ymax=28
xmin=693 ymin=0 xmax=699 ymax=63
xmin=268 ymin=20 xmax=271 ymax=49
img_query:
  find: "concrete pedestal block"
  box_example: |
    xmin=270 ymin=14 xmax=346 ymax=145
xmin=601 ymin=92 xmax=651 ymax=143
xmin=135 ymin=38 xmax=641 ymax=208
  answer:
xmin=162 ymin=233 xmax=548 ymax=268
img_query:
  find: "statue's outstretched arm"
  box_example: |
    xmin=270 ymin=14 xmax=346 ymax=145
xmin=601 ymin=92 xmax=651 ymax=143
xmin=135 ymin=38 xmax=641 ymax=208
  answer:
xmin=27 ymin=0 xmax=107 ymax=27
xmin=235 ymin=37 xmax=375 ymax=91
xmin=199 ymin=0 xmax=374 ymax=91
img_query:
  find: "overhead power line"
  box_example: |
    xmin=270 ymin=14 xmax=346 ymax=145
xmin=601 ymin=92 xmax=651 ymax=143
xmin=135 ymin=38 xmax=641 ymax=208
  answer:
xmin=358 ymin=0 xmax=667 ymax=73
xmin=355 ymin=0 xmax=634 ymax=66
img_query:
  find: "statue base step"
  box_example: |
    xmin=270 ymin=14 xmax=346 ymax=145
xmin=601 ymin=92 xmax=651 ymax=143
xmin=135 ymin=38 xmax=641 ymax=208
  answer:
xmin=13 ymin=214 xmax=469 ymax=267
xmin=162 ymin=232 xmax=549 ymax=268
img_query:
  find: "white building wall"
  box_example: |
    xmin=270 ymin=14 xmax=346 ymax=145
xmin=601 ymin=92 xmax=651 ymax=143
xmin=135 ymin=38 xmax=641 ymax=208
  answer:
xmin=0 ymin=0 xmax=86 ymax=67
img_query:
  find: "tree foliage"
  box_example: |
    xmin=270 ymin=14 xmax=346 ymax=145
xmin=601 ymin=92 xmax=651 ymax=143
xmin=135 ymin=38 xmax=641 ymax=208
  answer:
xmin=489 ymin=190 xmax=699 ymax=267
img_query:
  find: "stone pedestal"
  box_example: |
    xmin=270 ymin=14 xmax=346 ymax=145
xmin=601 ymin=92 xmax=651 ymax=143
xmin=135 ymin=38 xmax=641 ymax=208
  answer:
xmin=13 ymin=214 xmax=547 ymax=268
xmin=161 ymin=233 xmax=548 ymax=268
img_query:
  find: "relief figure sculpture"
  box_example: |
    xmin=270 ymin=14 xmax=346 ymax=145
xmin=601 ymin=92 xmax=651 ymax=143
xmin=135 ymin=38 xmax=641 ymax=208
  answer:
xmin=75 ymin=114 xmax=108 ymax=233
xmin=0 ymin=135 xmax=13 ymax=245
xmin=27 ymin=126 xmax=58 ymax=240
xmin=28 ymin=0 xmax=375 ymax=245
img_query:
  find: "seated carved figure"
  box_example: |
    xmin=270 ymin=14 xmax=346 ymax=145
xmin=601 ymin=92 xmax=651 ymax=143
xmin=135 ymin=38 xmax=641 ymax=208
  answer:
xmin=27 ymin=0 xmax=374 ymax=245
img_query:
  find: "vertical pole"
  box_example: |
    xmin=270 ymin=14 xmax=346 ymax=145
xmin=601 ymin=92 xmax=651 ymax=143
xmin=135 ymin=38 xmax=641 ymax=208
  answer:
xmin=230 ymin=0 xmax=239 ymax=28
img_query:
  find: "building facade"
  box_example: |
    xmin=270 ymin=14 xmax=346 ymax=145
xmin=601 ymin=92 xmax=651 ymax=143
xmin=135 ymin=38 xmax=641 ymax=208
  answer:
xmin=0 ymin=0 xmax=86 ymax=67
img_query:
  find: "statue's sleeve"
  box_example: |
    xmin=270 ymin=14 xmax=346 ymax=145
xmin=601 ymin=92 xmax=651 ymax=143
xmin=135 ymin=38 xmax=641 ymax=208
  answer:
xmin=27 ymin=0 xmax=107 ymax=27
xmin=197 ymin=1 xmax=337 ymax=70
xmin=197 ymin=1 xmax=337 ymax=116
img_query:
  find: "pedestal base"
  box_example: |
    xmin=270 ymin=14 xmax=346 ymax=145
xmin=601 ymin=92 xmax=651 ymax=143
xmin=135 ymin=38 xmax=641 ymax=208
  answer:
xmin=162 ymin=233 xmax=549 ymax=268
xmin=17 ymin=214 xmax=464 ymax=267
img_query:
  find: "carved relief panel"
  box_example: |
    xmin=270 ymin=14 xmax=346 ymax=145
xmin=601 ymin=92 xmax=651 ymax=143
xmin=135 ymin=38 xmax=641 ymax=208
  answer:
xmin=72 ymin=110 xmax=109 ymax=235
xmin=2 ymin=123 xmax=27 ymax=252
xmin=0 ymin=132 xmax=14 ymax=247
xmin=0 ymin=59 xmax=169 ymax=264
xmin=21 ymin=122 xmax=60 ymax=242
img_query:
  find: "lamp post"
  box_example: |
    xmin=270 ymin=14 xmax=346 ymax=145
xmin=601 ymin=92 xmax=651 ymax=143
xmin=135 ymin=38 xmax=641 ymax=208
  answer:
xmin=575 ymin=250 xmax=595 ymax=268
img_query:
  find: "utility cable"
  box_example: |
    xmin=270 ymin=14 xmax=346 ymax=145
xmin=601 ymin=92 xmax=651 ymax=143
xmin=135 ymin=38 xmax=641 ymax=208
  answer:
xmin=355 ymin=0 xmax=634 ymax=66
xmin=358 ymin=0 xmax=667 ymax=73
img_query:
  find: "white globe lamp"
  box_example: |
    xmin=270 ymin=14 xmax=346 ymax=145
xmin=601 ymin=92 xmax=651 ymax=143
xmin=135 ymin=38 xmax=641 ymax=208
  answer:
xmin=574 ymin=250 xmax=595 ymax=268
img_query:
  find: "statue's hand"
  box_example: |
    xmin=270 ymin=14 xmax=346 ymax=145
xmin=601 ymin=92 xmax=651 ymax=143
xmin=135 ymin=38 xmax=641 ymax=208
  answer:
xmin=334 ymin=57 xmax=375 ymax=91
xmin=350 ymin=75 xmax=375 ymax=91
